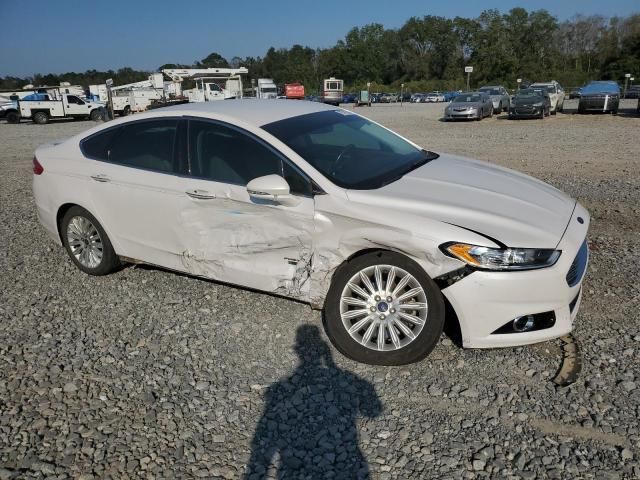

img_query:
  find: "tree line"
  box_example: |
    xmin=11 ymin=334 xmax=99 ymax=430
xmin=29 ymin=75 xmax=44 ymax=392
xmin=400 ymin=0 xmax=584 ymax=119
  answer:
xmin=2 ymin=8 xmax=639 ymax=93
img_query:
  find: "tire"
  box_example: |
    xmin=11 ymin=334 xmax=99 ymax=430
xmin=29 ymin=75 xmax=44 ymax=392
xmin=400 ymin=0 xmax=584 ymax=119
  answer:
xmin=61 ymin=206 xmax=120 ymax=276
xmin=32 ymin=111 xmax=49 ymax=125
xmin=122 ymin=105 xmax=131 ymax=116
xmin=90 ymin=109 xmax=104 ymax=122
xmin=558 ymin=101 xmax=564 ymax=113
xmin=6 ymin=111 xmax=20 ymax=124
xmin=539 ymin=108 xmax=545 ymax=119
xmin=323 ymin=251 xmax=445 ymax=365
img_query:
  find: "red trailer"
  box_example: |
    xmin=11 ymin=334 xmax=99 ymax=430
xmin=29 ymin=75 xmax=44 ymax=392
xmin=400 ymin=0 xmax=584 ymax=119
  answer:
xmin=285 ymin=82 xmax=305 ymax=100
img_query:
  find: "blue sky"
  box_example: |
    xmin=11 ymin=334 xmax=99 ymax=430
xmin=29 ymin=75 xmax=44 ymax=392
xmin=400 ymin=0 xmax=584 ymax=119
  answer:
xmin=1 ymin=0 xmax=637 ymax=76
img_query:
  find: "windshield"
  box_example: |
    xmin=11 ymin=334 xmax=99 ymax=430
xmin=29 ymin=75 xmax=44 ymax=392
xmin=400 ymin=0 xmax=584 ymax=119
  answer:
xmin=516 ymin=89 xmax=543 ymax=100
xmin=581 ymin=82 xmax=620 ymax=94
xmin=480 ymin=88 xmax=501 ymax=95
xmin=261 ymin=87 xmax=277 ymax=93
xmin=262 ymin=110 xmax=438 ymax=189
xmin=453 ymin=94 xmax=481 ymax=103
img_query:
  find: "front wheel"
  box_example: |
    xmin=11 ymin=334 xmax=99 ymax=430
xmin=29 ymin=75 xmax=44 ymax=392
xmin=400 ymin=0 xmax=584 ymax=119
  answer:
xmin=61 ymin=206 xmax=120 ymax=275
xmin=32 ymin=111 xmax=49 ymax=125
xmin=324 ymin=251 xmax=445 ymax=365
xmin=90 ymin=109 xmax=104 ymax=122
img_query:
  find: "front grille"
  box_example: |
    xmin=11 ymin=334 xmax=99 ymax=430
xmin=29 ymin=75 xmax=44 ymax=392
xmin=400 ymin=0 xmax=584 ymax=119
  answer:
xmin=566 ymin=240 xmax=589 ymax=287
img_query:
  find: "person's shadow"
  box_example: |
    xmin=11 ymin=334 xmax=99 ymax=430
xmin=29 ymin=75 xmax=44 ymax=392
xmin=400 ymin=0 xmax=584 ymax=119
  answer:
xmin=244 ymin=325 xmax=383 ymax=479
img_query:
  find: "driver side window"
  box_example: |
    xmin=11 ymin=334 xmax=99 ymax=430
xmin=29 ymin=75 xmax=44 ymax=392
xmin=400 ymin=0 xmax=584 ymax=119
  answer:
xmin=188 ymin=120 xmax=312 ymax=197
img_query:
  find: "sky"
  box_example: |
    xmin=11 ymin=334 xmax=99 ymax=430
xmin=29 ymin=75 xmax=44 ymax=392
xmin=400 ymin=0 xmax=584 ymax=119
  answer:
xmin=0 ymin=0 xmax=638 ymax=77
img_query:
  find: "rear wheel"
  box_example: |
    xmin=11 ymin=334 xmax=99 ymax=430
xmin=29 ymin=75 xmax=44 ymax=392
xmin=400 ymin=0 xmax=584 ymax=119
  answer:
xmin=32 ymin=111 xmax=49 ymax=125
xmin=61 ymin=206 xmax=120 ymax=275
xmin=324 ymin=251 xmax=445 ymax=365
xmin=6 ymin=111 xmax=20 ymax=123
xmin=122 ymin=105 xmax=131 ymax=116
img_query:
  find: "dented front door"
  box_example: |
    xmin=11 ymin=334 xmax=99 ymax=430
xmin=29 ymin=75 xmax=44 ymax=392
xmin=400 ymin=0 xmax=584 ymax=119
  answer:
xmin=177 ymin=118 xmax=315 ymax=299
xmin=177 ymin=180 xmax=314 ymax=298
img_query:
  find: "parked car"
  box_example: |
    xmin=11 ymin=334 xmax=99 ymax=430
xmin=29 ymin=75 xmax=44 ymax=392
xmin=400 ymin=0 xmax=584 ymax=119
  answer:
xmin=530 ymin=81 xmax=565 ymax=114
xmin=569 ymin=87 xmax=582 ymax=100
xmin=342 ymin=93 xmax=357 ymax=104
xmin=410 ymin=93 xmax=426 ymax=103
xmin=425 ymin=92 xmax=445 ymax=102
xmin=478 ymin=85 xmax=510 ymax=113
xmin=443 ymin=92 xmax=493 ymax=120
xmin=443 ymin=91 xmax=458 ymax=102
xmin=380 ymin=93 xmax=399 ymax=103
xmin=508 ymin=88 xmax=551 ymax=119
xmin=624 ymin=85 xmax=640 ymax=99
xmin=32 ymin=101 xmax=589 ymax=366
xmin=578 ymin=81 xmax=620 ymax=114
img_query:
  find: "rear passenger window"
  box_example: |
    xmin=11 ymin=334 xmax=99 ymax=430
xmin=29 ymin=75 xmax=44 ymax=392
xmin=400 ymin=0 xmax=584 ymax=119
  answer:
xmin=81 ymin=128 xmax=119 ymax=161
xmin=109 ymin=119 xmax=178 ymax=173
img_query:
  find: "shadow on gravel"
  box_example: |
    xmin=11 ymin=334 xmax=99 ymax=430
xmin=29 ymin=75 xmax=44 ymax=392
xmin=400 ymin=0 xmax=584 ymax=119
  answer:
xmin=244 ymin=325 xmax=382 ymax=479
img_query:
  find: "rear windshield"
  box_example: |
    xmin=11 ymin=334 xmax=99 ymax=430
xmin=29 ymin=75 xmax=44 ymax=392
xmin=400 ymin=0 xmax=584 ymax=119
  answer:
xmin=581 ymin=82 xmax=620 ymax=94
xmin=262 ymin=110 xmax=437 ymax=189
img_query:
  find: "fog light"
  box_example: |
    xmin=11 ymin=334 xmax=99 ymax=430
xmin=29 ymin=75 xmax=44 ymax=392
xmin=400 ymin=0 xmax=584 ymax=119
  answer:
xmin=513 ymin=315 xmax=535 ymax=332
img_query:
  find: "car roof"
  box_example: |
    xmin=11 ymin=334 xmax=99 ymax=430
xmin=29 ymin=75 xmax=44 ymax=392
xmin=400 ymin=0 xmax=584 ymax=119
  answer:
xmin=132 ymin=99 xmax=338 ymax=127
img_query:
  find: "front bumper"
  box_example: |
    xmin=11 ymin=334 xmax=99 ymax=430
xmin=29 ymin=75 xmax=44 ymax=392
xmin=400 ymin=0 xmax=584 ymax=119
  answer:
xmin=445 ymin=109 xmax=479 ymax=119
xmin=442 ymin=203 xmax=590 ymax=348
xmin=579 ymin=96 xmax=620 ymax=112
xmin=509 ymin=107 xmax=543 ymax=118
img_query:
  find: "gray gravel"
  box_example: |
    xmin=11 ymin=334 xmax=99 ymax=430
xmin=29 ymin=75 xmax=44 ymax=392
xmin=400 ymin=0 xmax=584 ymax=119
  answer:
xmin=1 ymin=103 xmax=639 ymax=479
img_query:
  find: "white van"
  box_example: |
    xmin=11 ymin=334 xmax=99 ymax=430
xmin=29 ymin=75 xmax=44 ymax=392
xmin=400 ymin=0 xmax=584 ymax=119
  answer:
xmin=322 ymin=77 xmax=344 ymax=106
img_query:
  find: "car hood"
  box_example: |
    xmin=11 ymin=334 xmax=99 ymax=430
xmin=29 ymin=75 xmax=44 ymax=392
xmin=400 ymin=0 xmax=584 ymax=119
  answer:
xmin=346 ymin=154 xmax=575 ymax=249
xmin=513 ymin=97 xmax=542 ymax=105
xmin=448 ymin=102 xmax=481 ymax=108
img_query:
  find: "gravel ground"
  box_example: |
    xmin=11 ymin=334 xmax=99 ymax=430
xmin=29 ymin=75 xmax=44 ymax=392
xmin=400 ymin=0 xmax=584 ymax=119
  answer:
xmin=0 ymin=101 xmax=639 ymax=479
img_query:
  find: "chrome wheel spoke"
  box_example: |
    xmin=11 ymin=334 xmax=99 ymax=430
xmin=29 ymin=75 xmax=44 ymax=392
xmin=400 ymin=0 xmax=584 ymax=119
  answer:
xmin=348 ymin=315 xmax=374 ymax=334
xmin=348 ymin=282 xmax=370 ymax=300
xmin=377 ymin=323 xmax=386 ymax=350
xmin=391 ymin=274 xmax=411 ymax=297
xmin=393 ymin=319 xmax=416 ymax=340
xmin=385 ymin=267 xmax=396 ymax=296
xmin=398 ymin=311 xmax=425 ymax=326
xmin=397 ymin=287 xmax=423 ymax=302
xmin=374 ymin=266 xmax=383 ymax=292
xmin=362 ymin=321 xmax=377 ymax=345
xmin=359 ymin=271 xmax=376 ymax=295
xmin=388 ymin=323 xmax=401 ymax=349
xmin=342 ymin=309 xmax=369 ymax=320
xmin=342 ymin=296 xmax=368 ymax=307
xmin=398 ymin=302 xmax=427 ymax=311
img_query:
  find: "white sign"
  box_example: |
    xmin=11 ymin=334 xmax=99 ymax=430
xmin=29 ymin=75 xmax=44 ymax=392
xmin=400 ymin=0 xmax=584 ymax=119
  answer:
xmin=517 ymin=78 xmax=522 ymax=83
xmin=464 ymin=66 xmax=473 ymax=73
xmin=105 ymin=78 xmax=114 ymax=87
xmin=625 ymin=73 xmax=631 ymax=78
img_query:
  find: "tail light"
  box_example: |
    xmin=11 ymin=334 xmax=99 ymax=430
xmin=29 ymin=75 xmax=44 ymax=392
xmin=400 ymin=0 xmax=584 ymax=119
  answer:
xmin=33 ymin=156 xmax=44 ymax=175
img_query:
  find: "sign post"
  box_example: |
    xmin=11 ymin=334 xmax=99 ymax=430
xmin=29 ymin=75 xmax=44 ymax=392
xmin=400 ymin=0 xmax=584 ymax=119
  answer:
xmin=624 ymin=73 xmax=631 ymax=98
xmin=517 ymin=78 xmax=522 ymax=91
xmin=464 ymin=66 xmax=473 ymax=91
xmin=400 ymin=83 xmax=405 ymax=106
xmin=105 ymin=78 xmax=114 ymax=121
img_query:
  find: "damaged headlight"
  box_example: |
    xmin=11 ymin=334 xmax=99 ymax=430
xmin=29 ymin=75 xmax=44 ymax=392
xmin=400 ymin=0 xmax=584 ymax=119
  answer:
xmin=441 ymin=243 xmax=561 ymax=271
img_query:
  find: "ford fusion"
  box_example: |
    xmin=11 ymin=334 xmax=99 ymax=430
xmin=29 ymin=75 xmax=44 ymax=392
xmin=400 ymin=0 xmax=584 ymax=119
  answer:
xmin=33 ymin=101 xmax=589 ymax=365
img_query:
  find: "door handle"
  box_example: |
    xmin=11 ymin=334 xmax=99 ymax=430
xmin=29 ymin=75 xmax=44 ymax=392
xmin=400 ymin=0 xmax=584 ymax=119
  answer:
xmin=91 ymin=174 xmax=111 ymax=183
xmin=186 ymin=189 xmax=216 ymax=200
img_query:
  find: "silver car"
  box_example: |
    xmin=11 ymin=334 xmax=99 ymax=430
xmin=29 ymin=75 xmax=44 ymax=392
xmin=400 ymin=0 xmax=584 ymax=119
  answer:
xmin=478 ymin=85 xmax=510 ymax=113
xmin=444 ymin=92 xmax=493 ymax=120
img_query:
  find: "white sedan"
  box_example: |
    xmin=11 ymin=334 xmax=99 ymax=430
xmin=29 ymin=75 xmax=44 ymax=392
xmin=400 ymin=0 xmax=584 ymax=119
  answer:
xmin=32 ymin=100 xmax=589 ymax=365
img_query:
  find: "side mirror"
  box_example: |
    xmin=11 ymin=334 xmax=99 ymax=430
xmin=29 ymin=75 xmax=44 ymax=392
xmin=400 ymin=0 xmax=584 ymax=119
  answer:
xmin=247 ymin=174 xmax=293 ymax=204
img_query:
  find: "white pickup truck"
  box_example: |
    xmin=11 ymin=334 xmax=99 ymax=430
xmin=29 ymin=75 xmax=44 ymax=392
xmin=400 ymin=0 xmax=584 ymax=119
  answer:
xmin=17 ymin=93 xmax=105 ymax=124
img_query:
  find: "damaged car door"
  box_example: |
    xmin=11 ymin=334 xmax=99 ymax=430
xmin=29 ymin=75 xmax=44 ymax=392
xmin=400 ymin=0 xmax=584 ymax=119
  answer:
xmin=179 ymin=119 xmax=315 ymax=298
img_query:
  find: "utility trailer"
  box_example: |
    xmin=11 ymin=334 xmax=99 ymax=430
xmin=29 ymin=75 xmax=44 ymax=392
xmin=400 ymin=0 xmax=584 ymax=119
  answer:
xmin=162 ymin=67 xmax=248 ymax=102
xmin=14 ymin=89 xmax=105 ymax=124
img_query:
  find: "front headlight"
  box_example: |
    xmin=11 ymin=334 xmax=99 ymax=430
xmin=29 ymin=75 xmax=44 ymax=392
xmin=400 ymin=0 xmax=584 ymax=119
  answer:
xmin=441 ymin=243 xmax=561 ymax=271
xmin=533 ymin=102 xmax=543 ymax=107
